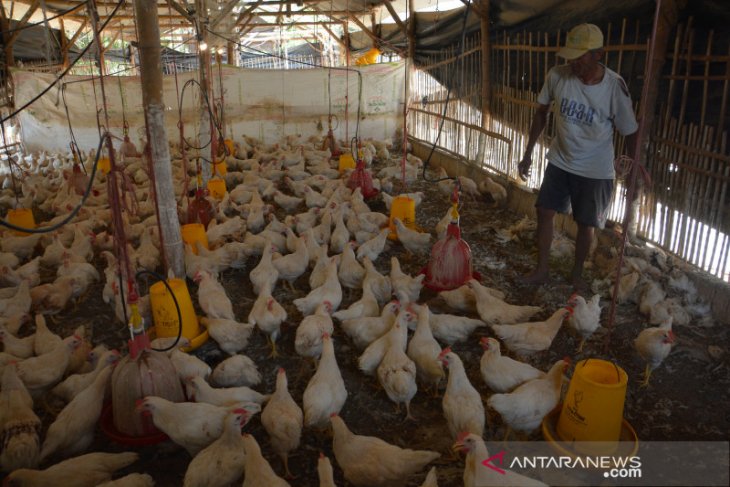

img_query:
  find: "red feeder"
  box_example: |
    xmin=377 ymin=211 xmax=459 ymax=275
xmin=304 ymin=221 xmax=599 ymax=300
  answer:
xmin=423 ymin=184 xmax=479 ymax=291
xmin=187 ymin=188 xmax=214 ymax=228
xmin=347 ymin=160 xmax=379 ymax=199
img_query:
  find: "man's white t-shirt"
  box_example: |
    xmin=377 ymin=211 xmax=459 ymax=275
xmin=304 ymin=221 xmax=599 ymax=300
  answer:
xmin=537 ymin=64 xmax=638 ymax=179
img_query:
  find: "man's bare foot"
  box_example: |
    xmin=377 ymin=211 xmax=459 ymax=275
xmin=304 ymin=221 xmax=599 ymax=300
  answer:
xmin=518 ymin=271 xmax=550 ymax=285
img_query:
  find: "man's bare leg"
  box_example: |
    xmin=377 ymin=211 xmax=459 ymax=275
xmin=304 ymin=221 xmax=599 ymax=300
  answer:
xmin=571 ymin=223 xmax=593 ymax=291
xmin=520 ymin=206 xmax=555 ymax=285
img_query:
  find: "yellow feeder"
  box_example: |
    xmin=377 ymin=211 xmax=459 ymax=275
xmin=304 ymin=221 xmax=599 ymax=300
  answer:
xmin=8 ymin=208 xmax=36 ymax=235
xmin=338 ymin=153 xmax=356 ymax=173
xmin=181 ymin=223 xmax=209 ymax=255
xmin=224 ymin=138 xmax=235 ymax=156
xmin=388 ymin=195 xmax=416 ymax=240
xmin=355 ymin=47 xmax=381 ymax=66
xmin=149 ymin=278 xmax=207 ymax=351
xmin=207 ymin=177 xmax=227 ymax=199
xmin=555 ymin=359 xmax=629 ymax=455
xmin=213 ymin=159 xmax=228 ymax=176
xmin=98 ymin=157 xmax=111 ymax=174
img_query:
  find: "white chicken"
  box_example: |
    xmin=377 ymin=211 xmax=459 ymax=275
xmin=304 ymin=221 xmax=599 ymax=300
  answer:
xmin=338 ymin=241 xmax=366 ymax=290
xmin=407 ymin=304 xmax=445 ymax=395
xmin=241 ymin=433 xmax=291 ymax=487
xmin=491 ymin=307 xmax=573 ymax=357
xmin=274 ymin=190 xmax=304 ymax=212
xmin=479 ymin=337 xmax=545 ymax=392
xmin=332 ymin=285 xmax=379 ymax=322
xmin=318 ymin=453 xmax=337 ymax=487
xmin=0 ymin=365 xmax=41 ymax=472
xmin=329 ymin=209 xmax=350 ymax=254
xmin=453 ymin=433 xmax=547 ymax=486
xmin=377 ymin=320 xmax=418 ymax=420
xmin=32 ymin=314 xmax=62 ymax=356
xmin=634 ymin=317 xmax=675 ymax=387
xmin=438 ymin=283 xmax=505 ymax=313
xmin=194 ymin=270 xmax=235 ymax=320
xmin=39 ymin=366 xmax=112 ymax=462
xmin=439 ymin=348 xmax=485 ymax=439
xmin=249 ymin=242 xmax=279 ymax=296
xmin=427 ymin=310 xmax=488 ymax=345
xmin=210 ymin=354 xmax=261 ymax=388
xmin=294 ymin=259 xmax=342 ymax=316
xmin=341 ymin=300 xmax=401 ymax=350
xmin=356 ymin=228 xmax=390 ymax=262
xmin=187 ymin=375 xmax=268 ymax=406
xmin=330 ymin=413 xmax=440 ymax=487
xmin=390 ymin=256 xmax=424 ymax=303
xmin=248 ymin=289 xmax=287 ymax=357
xmin=468 ymin=279 xmax=542 ymax=324
xmin=303 ymin=333 xmax=347 ymax=429
xmin=136 ymin=396 xmax=255 ymax=456
xmin=182 ymin=408 xmax=248 ymax=487
xmin=199 ymin=317 xmax=254 ymax=356
xmin=272 ymin=235 xmax=309 ymax=291
xmin=51 ymin=349 xmax=120 ymax=403
xmin=261 ymin=368 xmax=303 ymax=478
xmin=358 ymin=308 xmax=413 ymax=375
xmin=16 ymin=335 xmax=82 ymax=397
xmin=362 ymin=257 xmax=392 ymax=304
xmin=295 ymin=301 xmax=334 ymax=359
xmin=170 ymin=348 xmax=211 ymax=382
xmin=488 ymin=359 xmax=567 ymax=437
xmin=0 ymin=323 xmax=35 ymax=358
xmin=393 ymin=218 xmax=432 ymax=255
xmin=477 ymin=176 xmax=508 ymax=206
xmin=4 ymin=451 xmax=139 ymax=487
xmin=567 ymin=293 xmax=602 ymax=352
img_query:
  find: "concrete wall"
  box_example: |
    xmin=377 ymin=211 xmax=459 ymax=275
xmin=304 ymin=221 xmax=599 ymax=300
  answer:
xmin=411 ymin=139 xmax=730 ymax=324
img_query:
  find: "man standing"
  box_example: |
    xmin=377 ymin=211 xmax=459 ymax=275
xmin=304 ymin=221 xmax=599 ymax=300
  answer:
xmin=518 ymin=23 xmax=638 ymax=290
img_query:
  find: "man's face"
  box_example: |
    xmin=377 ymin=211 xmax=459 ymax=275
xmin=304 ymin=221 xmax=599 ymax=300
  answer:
xmin=568 ymin=50 xmax=601 ymax=79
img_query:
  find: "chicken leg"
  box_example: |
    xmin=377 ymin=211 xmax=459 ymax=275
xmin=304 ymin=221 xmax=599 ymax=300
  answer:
xmin=268 ymin=336 xmax=280 ymax=358
xmin=639 ymin=364 xmax=653 ymax=388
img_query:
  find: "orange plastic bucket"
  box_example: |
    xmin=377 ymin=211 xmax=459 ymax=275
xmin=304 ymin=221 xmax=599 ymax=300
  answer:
xmin=181 ymin=223 xmax=208 ymax=254
xmin=8 ymin=208 xmax=36 ymax=235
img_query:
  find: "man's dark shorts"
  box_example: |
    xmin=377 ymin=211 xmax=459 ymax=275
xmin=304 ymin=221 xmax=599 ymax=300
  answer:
xmin=535 ymin=163 xmax=613 ymax=228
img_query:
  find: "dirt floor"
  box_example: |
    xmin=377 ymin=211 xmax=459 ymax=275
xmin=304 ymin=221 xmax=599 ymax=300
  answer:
xmin=3 ymin=152 xmax=729 ymax=486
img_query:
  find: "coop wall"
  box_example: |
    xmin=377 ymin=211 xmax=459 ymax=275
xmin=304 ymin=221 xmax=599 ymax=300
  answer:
xmin=409 ymin=17 xmax=730 ymax=285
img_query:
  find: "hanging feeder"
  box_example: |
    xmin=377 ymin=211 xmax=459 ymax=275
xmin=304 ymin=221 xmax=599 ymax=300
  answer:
xmin=347 ymin=141 xmax=378 ymax=199
xmin=7 ymin=208 xmax=36 ymax=235
xmin=388 ymin=195 xmax=416 ymax=241
xmin=107 ymin=291 xmax=184 ymax=444
xmin=181 ymin=222 xmax=209 ymax=255
xmin=149 ymin=278 xmax=207 ymax=351
xmin=187 ymin=187 xmax=214 ymax=228
xmin=423 ymin=182 xmax=479 ymax=291
xmin=207 ymin=177 xmax=227 ymax=200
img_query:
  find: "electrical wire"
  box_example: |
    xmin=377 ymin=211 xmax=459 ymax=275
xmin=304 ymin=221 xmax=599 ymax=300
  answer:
xmin=0 ymin=0 xmax=125 ymax=125
xmin=177 ymin=78 xmax=226 ymax=155
xmin=134 ymin=270 xmax=182 ymax=353
xmin=0 ymin=132 xmax=108 ymax=233
xmin=420 ymin=0 xmax=472 ymax=184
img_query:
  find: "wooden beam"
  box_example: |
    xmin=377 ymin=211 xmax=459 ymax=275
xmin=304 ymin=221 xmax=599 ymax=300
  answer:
xmin=235 ymin=0 xmax=262 ymax=27
xmin=162 ymin=0 xmax=194 ymax=24
xmin=101 ymin=29 xmax=121 ymax=53
xmin=8 ymin=0 xmax=40 ymax=45
xmin=322 ymin=24 xmax=346 ymax=50
xmin=382 ymin=0 xmax=406 ymax=35
xmin=211 ymin=0 xmax=241 ymax=29
xmin=0 ymin=1 xmax=14 ymax=68
xmin=407 ymin=0 xmax=415 ymax=59
xmin=479 ymin=0 xmax=490 ymax=119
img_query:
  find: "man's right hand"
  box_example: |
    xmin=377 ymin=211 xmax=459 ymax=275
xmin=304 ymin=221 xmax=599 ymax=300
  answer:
xmin=518 ymin=156 xmax=532 ymax=181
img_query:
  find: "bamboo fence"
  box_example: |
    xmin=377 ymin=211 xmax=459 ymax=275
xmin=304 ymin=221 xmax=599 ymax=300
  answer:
xmin=408 ymin=19 xmax=730 ymax=281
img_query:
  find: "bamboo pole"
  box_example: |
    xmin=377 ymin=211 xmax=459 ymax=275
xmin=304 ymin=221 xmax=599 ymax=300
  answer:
xmin=135 ymin=0 xmax=184 ymax=278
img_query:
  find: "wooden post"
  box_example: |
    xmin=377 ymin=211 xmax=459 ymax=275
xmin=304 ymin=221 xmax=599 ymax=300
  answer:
xmin=407 ymin=0 xmax=416 ymax=61
xmin=628 ymin=0 xmax=685 ymax=238
xmin=134 ymin=0 xmax=185 ymax=278
xmin=59 ymin=17 xmax=69 ymax=69
xmin=196 ymin=0 xmax=213 ymax=183
xmin=227 ymin=41 xmax=235 ymax=66
xmin=476 ymin=0 xmax=491 ymax=165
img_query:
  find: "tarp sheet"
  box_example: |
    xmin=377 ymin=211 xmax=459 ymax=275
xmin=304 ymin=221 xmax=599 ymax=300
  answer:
xmin=12 ymin=61 xmax=406 ymax=153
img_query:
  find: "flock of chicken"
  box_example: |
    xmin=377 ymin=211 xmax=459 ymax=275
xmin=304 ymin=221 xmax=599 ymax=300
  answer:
xmin=0 ymin=131 xmax=702 ymax=486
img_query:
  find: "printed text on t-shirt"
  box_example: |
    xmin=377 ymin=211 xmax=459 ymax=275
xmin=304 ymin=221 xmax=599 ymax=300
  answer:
xmin=559 ymin=97 xmax=596 ymax=126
